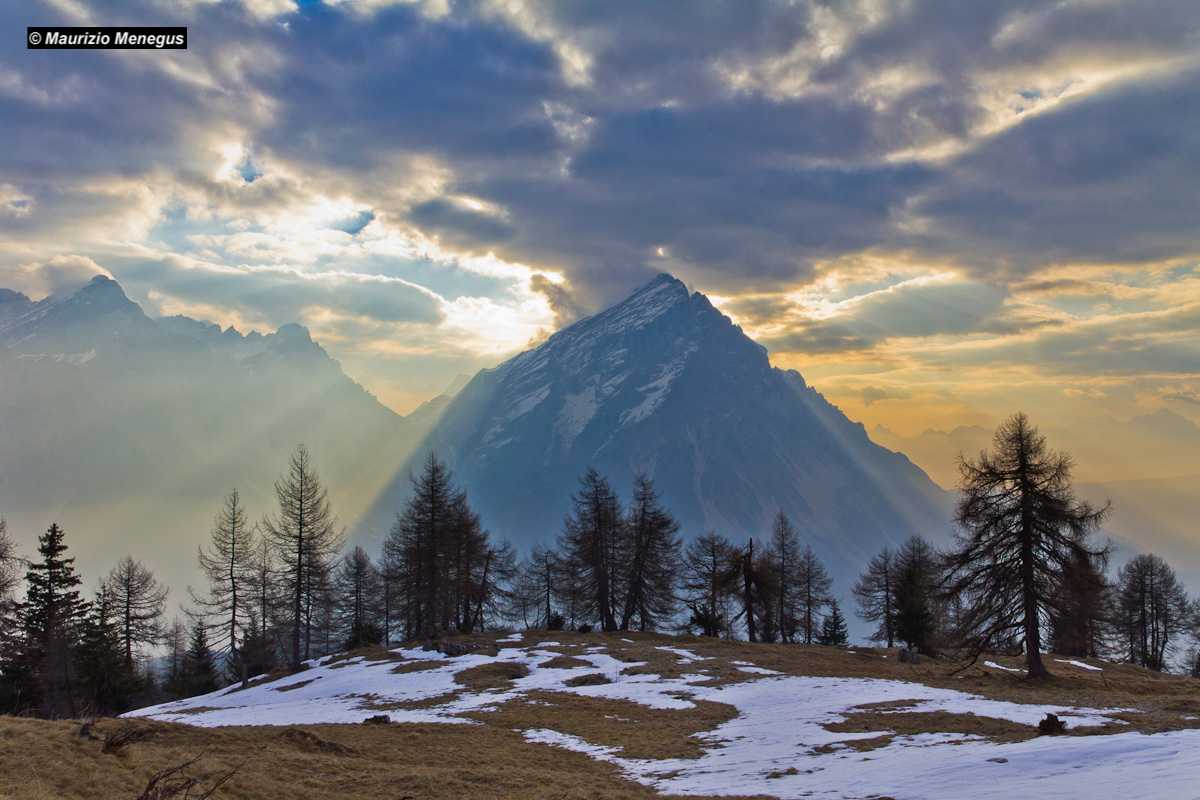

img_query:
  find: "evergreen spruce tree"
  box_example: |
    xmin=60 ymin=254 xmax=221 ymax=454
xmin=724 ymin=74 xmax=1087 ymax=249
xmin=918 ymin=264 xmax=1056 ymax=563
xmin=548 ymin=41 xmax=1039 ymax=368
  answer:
xmin=817 ymin=600 xmax=850 ymax=647
xmin=10 ymin=524 xmax=88 ymax=717
xmin=74 ymin=585 xmax=138 ymax=715
xmin=231 ymin=610 xmax=275 ymax=683
xmin=892 ymin=535 xmax=939 ymax=655
xmin=168 ymin=622 xmax=220 ymax=699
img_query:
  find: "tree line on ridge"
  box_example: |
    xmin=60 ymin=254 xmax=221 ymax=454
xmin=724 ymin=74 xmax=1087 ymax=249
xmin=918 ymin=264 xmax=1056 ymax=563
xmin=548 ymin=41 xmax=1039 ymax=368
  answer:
xmin=0 ymin=413 xmax=1197 ymax=718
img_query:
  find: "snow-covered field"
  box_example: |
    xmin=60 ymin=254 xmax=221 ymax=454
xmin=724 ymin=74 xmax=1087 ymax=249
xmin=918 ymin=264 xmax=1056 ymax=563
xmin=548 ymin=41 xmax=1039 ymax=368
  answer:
xmin=129 ymin=635 xmax=1200 ymax=800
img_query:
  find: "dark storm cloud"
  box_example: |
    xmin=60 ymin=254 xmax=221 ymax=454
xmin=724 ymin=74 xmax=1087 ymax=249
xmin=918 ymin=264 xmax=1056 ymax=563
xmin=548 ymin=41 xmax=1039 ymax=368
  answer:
xmin=409 ymin=200 xmax=515 ymax=247
xmin=914 ymin=69 xmax=1200 ymax=272
xmin=471 ymin=98 xmax=933 ymax=298
xmin=761 ymin=279 xmax=1012 ymax=354
xmin=0 ymin=1 xmax=273 ymax=181
xmin=3 ymin=0 xmax=1200 ymax=325
xmin=257 ymin=2 xmax=563 ymax=172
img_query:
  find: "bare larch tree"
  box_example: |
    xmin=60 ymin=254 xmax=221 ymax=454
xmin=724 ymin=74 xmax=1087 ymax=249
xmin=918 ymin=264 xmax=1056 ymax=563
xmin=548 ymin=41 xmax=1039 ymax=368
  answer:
xmin=261 ymin=445 xmax=344 ymax=670
xmin=941 ymin=412 xmax=1108 ymax=678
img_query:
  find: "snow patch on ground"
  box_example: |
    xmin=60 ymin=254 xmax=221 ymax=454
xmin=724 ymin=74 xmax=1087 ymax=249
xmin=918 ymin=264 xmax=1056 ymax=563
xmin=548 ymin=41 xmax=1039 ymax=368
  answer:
xmin=1057 ymin=659 xmax=1103 ymax=671
xmin=655 ymin=645 xmax=709 ymax=663
xmin=129 ymin=640 xmax=1184 ymax=800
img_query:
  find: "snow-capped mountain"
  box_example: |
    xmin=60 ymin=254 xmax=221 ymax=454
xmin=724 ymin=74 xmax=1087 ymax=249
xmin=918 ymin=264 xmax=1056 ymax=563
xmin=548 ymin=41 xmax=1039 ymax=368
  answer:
xmin=0 ymin=276 xmax=417 ymax=596
xmin=368 ymin=274 xmax=952 ymax=588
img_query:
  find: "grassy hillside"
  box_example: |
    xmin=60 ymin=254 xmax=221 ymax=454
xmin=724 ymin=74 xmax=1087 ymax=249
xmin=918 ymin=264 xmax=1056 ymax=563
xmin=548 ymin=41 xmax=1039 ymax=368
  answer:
xmin=3 ymin=632 xmax=1200 ymax=800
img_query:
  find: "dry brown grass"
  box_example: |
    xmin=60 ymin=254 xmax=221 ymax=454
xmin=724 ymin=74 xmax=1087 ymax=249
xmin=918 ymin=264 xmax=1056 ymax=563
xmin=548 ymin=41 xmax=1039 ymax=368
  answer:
xmin=349 ymin=690 xmax=463 ymax=712
xmin=389 ymin=659 xmax=450 ymax=675
xmin=467 ymin=689 xmax=739 ymax=760
xmin=540 ymin=655 xmax=591 ymax=669
xmin=7 ymin=631 xmax=1200 ymax=799
xmin=0 ymin=716 xmax=771 ymax=800
xmin=454 ymin=661 xmax=530 ymax=690
xmin=826 ymin=709 xmax=1036 ymax=744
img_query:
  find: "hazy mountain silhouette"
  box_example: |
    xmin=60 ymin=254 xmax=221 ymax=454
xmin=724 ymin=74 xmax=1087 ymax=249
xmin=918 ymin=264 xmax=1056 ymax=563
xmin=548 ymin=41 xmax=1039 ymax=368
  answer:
xmin=0 ymin=276 xmax=417 ymax=596
xmin=366 ymin=274 xmax=954 ymax=593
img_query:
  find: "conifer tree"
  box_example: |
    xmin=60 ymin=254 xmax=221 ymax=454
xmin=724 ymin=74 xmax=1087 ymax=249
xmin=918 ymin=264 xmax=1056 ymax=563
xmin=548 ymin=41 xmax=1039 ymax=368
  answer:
xmin=470 ymin=538 xmax=518 ymax=633
xmin=247 ymin=535 xmax=278 ymax=654
xmin=168 ymin=622 xmax=220 ymax=699
xmin=262 ymin=445 xmax=345 ymax=669
xmin=942 ymin=413 xmax=1108 ymax=678
xmin=892 ymin=535 xmax=939 ymax=655
xmin=0 ymin=518 xmax=21 ymax=664
xmin=235 ymin=609 xmax=275 ymax=682
xmin=680 ymin=531 xmax=737 ymax=637
xmin=733 ymin=539 xmax=778 ymax=643
xmin=11 ymin=524 xmax=87 ymax=717
xmin=853 ymin=547 xmax=896 ymax=647
xmin=769 ymin=511 xmax=804 ymax=643
xmin=1115 ymin=553 xmax=1190 ymax=671
xmin=163 ymin=616 xmax=188 ymax=685
xmin=795 ymin=545 xmax=833 ymax=645
xmin=388 ymin=452 xmax=500 ymax=639
xmin=1048 ymin=546 xmax=1112 ymax=658
xmin=74 ymin=584 xmax=138 ymax=715
xmin=524 ymin=541 xmax=559 ymax=630
xmin=191 ymin=489 xmax=256 ymax=675
xmin=0 ymin=517 xmax=19 ymax=617
xmin=619 ymin=475 xmax=681 ymax=632
xmin=557 ymin=468 xmax=626 ymax=632
xmin=335 ymin=546 xmax=383 ymax=650
xmin=379 ymin=531 xmax=402 ymax=645
xmin=103 ymin=555 xmax=168 ymax=668
xmin=817 ymin=600 xmax=849 ymax=647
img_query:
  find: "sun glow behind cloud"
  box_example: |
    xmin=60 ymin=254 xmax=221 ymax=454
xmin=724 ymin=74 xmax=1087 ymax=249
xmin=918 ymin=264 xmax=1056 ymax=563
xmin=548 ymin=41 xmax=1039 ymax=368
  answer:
xmin=1 ymin=0 xmax=1198 ymax=436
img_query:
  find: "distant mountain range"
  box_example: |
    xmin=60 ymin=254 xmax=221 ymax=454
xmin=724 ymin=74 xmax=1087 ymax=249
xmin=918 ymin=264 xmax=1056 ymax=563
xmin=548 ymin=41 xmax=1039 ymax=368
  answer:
xmin=0 ymin=275 xmax=418 ymax=597
xmin=10 ymin=272 xmax=1191 ymax=613
xmin=364 ymin=274 xmax=955 ymax=595
xmin=871 ymin=411 xmax=1200 ymax=488
xmin=869 ymin=411 xmax=1200 ymax=590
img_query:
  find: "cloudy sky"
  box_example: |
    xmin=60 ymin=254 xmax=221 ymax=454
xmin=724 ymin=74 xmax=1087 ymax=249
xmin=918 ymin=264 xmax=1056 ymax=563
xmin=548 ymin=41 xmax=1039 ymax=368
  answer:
xmin=3 ymin=0 xmax=1199 ymax=434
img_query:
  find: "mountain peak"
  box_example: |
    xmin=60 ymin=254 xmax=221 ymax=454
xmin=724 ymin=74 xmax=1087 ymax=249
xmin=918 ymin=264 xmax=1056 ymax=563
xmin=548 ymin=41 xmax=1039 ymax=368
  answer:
xmin=0 ymin=273 xmax=164 ymax=354
xmin=0 ymin=287 xmax=33 ymax=326
xmin=375 ymin=274 xmax=949 ymax=593
xmin=600 ymin=272 xmax=690 ymax=326
xmin=272 ymin=322 xmax=313 ymax=345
